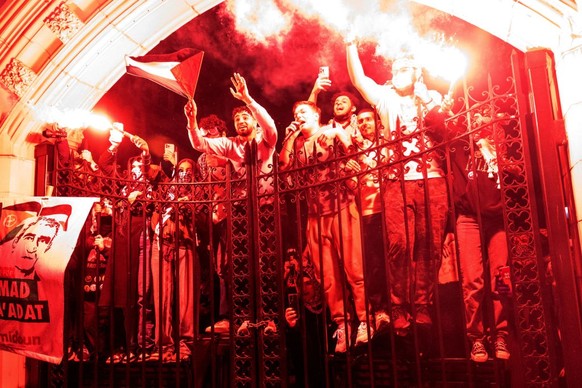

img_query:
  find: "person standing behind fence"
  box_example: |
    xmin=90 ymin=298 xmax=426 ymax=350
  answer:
xmin=184 ymin=73 xmax=278 ymax=334
xmin=184 ymin=73 xmax=277 ymax=180
xmin=283 ymin=248 xmax=325 ymax=386
xmin=344 ymin=108 xmax=391 ymax=334
xmin=279 ymin=100 xmax=370 ymax=353
xmin=80 ymin=201 xmax=113 ymax=361
xmin=307 ymin=67 xmax=361 ymax=139
xmin=98 ymin=126 xmax=159 ymax=363
xmin=150 ymin=158 xmax=198 ymax=362
xmin=196 ymin=115 xmax=231 ymax=334
xmin=347 ymin=38 xmax=449 ymax=331
xmin=436 ymin=113 xmax=511 ymax=363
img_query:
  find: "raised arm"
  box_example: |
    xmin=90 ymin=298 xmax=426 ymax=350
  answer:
xmin=230 ymin=73 xmax=277 ymax=148
xmin=229 ymin=72 xmax=253 ymax=105
xmin=184 ymin=98 xmax=207 ymax=152
xmin=97 ymin=125 xmax=124 ymax=174
xmin=131 ymin=135 xmax=151 ymax=171
xmin=307 ymin=76 xmax=332 ymax=105
xmin=248 ymin=101 xmax=278 ymax=147
xmin=346 ymin=41 xmax=384 ymax=107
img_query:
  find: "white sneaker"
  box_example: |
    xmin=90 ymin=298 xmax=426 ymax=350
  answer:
xmin=205 ymin=319 xmax=230 ymax=333
xmin=470 ymin=340 xmax=488 ymax=363
xmin=494 ymin=337 xmax=510 ymax=360
xmin=334 ymin=323 xmax=347 ymax=353
xmin=355 ymin=322 xmax=374 ymax=346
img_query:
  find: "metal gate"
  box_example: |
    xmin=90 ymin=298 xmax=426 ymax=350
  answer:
xmin=32 ymin=49 xmax=580 ymax=387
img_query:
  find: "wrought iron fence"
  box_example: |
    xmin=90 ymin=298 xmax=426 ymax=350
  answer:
xmin=40 ymin=65 xmax=566 ymax=388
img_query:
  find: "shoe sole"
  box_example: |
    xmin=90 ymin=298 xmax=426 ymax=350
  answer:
xmin=205 ymin=327 xmax=230 ymax=333
xmin=471 ymin=355 xmax=488 ymax=363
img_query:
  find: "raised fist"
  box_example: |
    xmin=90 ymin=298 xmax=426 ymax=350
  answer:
xmin=109 ymin=127 xmax=123 ymax=147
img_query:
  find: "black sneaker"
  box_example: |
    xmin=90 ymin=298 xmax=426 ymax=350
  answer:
xmin=392 ymin=306 xmax=411 ymax=330
xmin=414 ymin=305 xmax=432 ymax=325
xmin=494 ymin=337 xmax=510 ymax=360
xmin=470 ymin=340 xmax=488 ymax=363
xmin=78 ymin=345 xmax=91 ymax=361
xmin=374 ymin=310 xmax=391 ymax=332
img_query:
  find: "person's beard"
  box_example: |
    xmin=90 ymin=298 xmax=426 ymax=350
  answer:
xmin=236 ymin=123 xmax=253 ymax=137
xmin=334 ymin=111 xmax=350 ymax=124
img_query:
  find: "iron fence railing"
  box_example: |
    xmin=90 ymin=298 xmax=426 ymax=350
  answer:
xmin=39 ymin=68 xmax=566 ymax=388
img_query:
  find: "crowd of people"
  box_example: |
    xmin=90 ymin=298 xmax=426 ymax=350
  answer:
xmin=55 ymin=39 xmax=513 ymax=370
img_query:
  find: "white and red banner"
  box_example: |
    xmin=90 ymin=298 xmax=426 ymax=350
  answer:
xmin=0 ymin=197 xmax=97 ymax=364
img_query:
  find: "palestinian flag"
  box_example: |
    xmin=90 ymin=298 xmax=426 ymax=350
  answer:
xmin=125 ymin=48 xmax=204 ymax=99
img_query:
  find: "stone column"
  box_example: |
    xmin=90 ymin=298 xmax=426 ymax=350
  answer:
xmin=556 ymin=42 xmax=582 ymax=245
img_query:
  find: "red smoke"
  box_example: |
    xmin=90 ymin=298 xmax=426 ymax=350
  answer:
xmin=90 ymin=1 xmax=516 ymax=166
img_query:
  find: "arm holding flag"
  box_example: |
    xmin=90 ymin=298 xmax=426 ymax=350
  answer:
xmin=185 ymin=99 xmax=204 ymax=150
xmin=184 ymin=99 xmax=233 ymax=157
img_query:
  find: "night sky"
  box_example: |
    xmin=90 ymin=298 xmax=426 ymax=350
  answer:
xmin=87 ymin=2 xmax=517 ymax=168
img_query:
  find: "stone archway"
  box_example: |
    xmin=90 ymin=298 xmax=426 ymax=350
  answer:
xmin=0 ymin=0 xmax=221 ymax=195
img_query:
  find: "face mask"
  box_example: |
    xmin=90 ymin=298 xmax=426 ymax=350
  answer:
xmin=392 ymin=69 xmax=415 ymax=90
xmin=178 ymin=168 xmax=193 ymax=183
xmin=131 ymin=165 xmax=143 ymax=180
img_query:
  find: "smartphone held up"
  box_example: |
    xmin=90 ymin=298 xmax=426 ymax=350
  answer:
xmin=165 ymin=143 xmax=178 ymax=164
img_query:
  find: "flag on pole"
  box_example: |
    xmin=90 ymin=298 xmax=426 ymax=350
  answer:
xmin=125 ymin=48 xmax=204 ymax=99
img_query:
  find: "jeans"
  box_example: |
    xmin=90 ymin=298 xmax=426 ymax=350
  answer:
xmin=457 ymin=214 xmax=509 ymax=340
xmin=383 ymin=178 xmax=448 ymax=308
xmin=362 ymin=212 xmax=389 ymax=314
